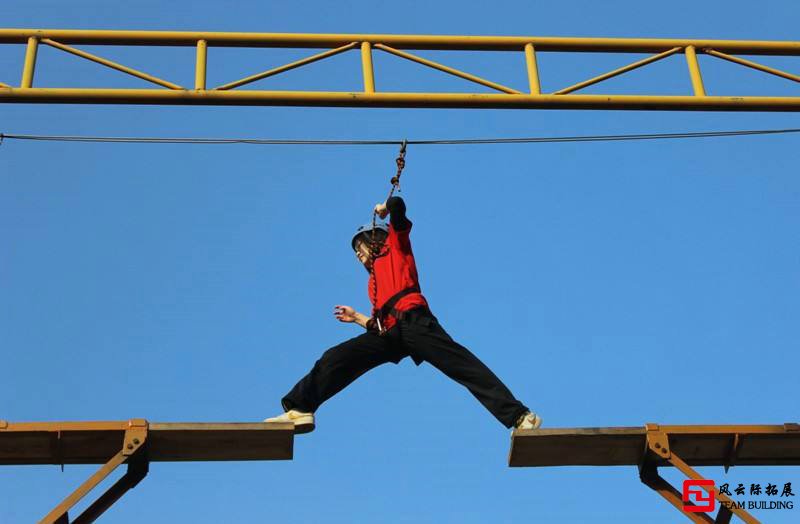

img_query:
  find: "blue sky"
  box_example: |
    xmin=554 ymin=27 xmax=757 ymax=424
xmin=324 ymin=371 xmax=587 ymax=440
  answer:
xmin=1 ymin=1 xmax=799 ymax=522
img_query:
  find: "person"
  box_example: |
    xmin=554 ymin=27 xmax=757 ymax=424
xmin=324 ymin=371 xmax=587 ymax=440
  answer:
xmin=265 ymin=195 xmax=542 ymax=434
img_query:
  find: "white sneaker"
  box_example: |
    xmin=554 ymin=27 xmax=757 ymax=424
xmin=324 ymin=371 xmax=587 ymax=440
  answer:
xmin=513 ymin=411 xmax=542 ymax=432
xmin=264 ymin=409 xmax=315 ymax=434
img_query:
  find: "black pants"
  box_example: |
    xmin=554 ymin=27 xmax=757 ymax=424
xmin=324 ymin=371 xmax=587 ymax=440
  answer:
xmin=281 ymin=306 xmax=530 ymax=429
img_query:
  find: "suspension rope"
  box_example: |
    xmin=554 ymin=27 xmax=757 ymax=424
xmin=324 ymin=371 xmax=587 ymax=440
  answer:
xmin=1 ymin=128 xmax=799 ymax=146
xmin=368 ymin=140 xmax=408 ymax=336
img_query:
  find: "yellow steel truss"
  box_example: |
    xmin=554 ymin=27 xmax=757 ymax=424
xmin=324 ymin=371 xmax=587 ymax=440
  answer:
xmin=0 ymin=29 xmax=799 ymax=110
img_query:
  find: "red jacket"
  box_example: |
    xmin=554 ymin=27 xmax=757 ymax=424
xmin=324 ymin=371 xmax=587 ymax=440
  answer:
xmin=367 ymin=197 xmax=428 ymax=332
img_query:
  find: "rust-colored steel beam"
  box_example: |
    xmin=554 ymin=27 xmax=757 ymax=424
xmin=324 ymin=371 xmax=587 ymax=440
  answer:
xmin=510 ymin=422 xmax=800 ymax=523
xmin=39 ymin=419 xmax=149 ymax=524
xmin=1 ymin=419 xmax=295 ymax=523
xmin=641 ymin=424 xmax=761 ymax=523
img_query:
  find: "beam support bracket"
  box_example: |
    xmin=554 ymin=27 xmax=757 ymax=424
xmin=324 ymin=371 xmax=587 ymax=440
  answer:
xmin=638 ymin=423 xmax=760 ymax=524
xmin=39 ymin=419 xmax=151 ymax=524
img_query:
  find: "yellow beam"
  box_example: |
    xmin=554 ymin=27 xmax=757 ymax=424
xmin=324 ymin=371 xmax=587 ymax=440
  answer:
xmin=374 ymin=43 xmax=522 ymax=94
xmin=40 ymin=38 xmax=183 ymax=89
xmin=2 ymin=88 xmax=800 ymax=111
xmin=705 ymin=48 xmax=800 ymax=83
xmin=195 ymin=39 xmax=207 ymax=90
xmin=20 ymin=36 xmax=38 ymax=88
xmin=685 ymin=45 xmax=706 ymax=96
xmin=361 ymin=42 xmax=375 ymax=93
xmin=554 ymin=47 xmax=681 ymax=95
xmin=524 ymin=43 xmax=540 ymax=95
xmin=3 ymin=30 xmax=800 ymax=110
xmin=1 ymin=30 xmax=799 ymax=55
xmin=214 ymin=42 xmax=358 ymax=91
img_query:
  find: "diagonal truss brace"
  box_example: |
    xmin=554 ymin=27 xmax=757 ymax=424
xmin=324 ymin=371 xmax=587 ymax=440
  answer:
xmin=40 ymin=38 xmax=183 ymax=89
xmin=40 ymin=419 xmax=150 ymax=524
xmin=214 ymin=41 xmax=359 ymax=90
xmin=373 ymin=43 xmax=522 ymax=94
xmin=554 ymin=47 xmax=682 ymax=94
xmin=704 ymin=48 xmax=800 ymax=84
xmin=637 ymin=423 xmax=760 ymax=524
xmin=212 ymin=40 xmax=524 ymax=94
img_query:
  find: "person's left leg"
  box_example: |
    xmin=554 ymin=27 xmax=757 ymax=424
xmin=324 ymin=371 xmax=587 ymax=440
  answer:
xmin=398 ymin=309 xmax=531 ymax=429
xmin=280 ymin=330 xmax=408 ymax=414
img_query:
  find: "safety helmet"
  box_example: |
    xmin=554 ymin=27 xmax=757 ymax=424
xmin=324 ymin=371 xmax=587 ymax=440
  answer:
xmin=351 ymin=222 xmax=389 ymax=251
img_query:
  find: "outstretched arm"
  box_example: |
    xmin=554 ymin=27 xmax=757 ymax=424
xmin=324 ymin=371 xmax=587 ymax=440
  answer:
xmin=374 ymin=195 xmax=411 ymax=231
xmin=334 ymin=305 xmax=372 ymax=328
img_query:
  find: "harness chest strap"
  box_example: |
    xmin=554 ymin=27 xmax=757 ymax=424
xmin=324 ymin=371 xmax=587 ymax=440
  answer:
xmin=370 ymin=285 xmax=421 ymax=333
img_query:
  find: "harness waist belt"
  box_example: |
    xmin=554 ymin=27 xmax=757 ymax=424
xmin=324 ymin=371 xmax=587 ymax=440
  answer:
xmin=377 ymin=285 xmax=421 ymax=322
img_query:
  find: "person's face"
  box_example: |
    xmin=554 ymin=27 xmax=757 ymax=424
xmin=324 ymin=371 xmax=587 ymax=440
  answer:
xmin=354 ymin=239 xmax=372 ymax=268
xmin=354 ymin=233 xmax=386 ymax=270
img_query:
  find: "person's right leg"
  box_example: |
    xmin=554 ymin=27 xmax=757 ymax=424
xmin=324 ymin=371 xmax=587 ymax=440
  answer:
xmin=280 ymin=330 xmax=407 ymax=413
xmin=398 ymin=310 xmax=532 ymax=429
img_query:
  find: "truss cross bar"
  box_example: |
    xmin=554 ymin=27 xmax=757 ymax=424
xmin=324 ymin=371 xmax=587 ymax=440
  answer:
xmin=21 ymin=36 xmax=38 ymax=88
xmin=553 ymin=47 xmax=682 ymax=95
xmin=195 ymin=40 xmax=207 ymax=90
xmin=704 ymin=48 xmax=800 ymax=83
xmin=215 ymin=41 xmax=358 ymax=91
xmin=374 ymin=43 xmax=522 ymax=94
xmin=361 ymin=42 xmax=375 ymax=93
xmin=685 ymin=45 xmax=707 ymax=96
xmin=523 ymin=43 xmax=540 ymax=94
xmin=40 ymin=38 xmax=183 ymax=90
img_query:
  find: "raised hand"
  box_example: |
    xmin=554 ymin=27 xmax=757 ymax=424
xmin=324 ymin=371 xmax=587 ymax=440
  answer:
xmin=374 ymin=202 xmax=389 ymax=219
xmin=334 ymin=305 xmax=358 ymax=323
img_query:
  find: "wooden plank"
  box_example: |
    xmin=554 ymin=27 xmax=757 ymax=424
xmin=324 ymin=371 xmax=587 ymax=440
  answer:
xmin=148 ymin=423 xmax=293 ymax=462
xmin=0 ymin=421 xmax=294 ymax=465
xmin=508 ymin=425 xmax=800 ymax=467
xmin=508 ymin=427 xmax=645 ymax=467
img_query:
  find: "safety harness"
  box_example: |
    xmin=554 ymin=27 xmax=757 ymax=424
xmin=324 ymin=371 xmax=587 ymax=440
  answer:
xmin=370 ymin=286 xmax=420 ymax=336
xmin=369 ymin=284 xmax=421 ymax=336
xmin=364 ymin=141 xmax=412 ymax=336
